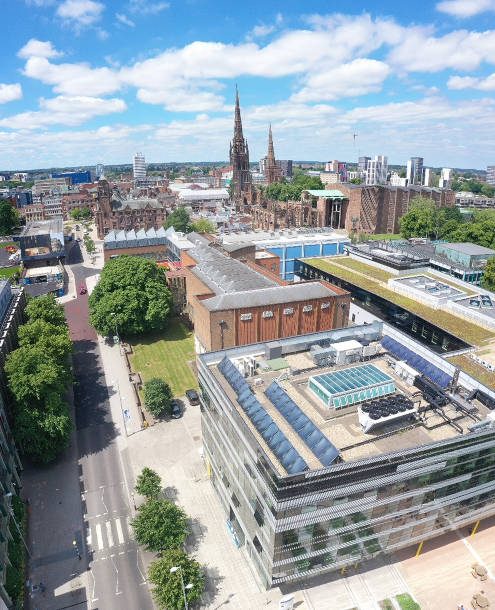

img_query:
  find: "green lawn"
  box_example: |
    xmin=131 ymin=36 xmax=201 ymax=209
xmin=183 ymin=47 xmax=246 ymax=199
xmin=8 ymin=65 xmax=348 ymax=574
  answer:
xmin=129 ymin=322 xmax=197 ymax=397
xmin=364 ymin=233 xmax=403 ymax=241
xmin=305 ymin=258 xmax=495 ymax=346
xmin=448 ymin=355 xmax=495 ymax=390
xmin=0 ymin=266 xmax=20 ymax=280
xmin=329 ymin=257 xmax=395 ymax=282
xmin=396 ymin=593 xmax=421 ymax=610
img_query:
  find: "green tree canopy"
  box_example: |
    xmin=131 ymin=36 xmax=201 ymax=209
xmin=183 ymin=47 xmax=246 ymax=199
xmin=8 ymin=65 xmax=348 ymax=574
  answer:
xmin=164 ymin=207 xmax=191 ymax=233
xmin=80 ymin=207 xmax=91 ymax=219
xmin=25 ymin=294 xmax=67 ymax=325
xmin=18 ymin=319 xmax=73 ymax=362
xmin=190 ymin=218 xmax=216 ymax=234
xmin=89 ymin=256 xmax=172 ymax=336
xmin=349 ymin=178 xmax=362 ymax=184
xmin=265 ymin=173 xmax=325 ymax=201
xmin=148 ymin=550 xmax=204 ymax=610
xmin=399 ymin=197 xmax=436 ymax=239
xmin=132 ymin=498 xmax=188 ymax=551
xmin=144 ymin=378 xmax=173 ymax=417
xmin=71 ymin=208 xmax=82 ymax=220
xmin=0 ymin=201 xmax=20 ymax=235
xmin=482 ymin=257 xmax=495 ymax=291
xmin=135 ymin=467 xmax=162 ymax=498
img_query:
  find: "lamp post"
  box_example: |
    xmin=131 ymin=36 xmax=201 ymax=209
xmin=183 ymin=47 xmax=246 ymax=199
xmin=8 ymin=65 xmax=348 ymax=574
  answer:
xmin=110 ymin=312 xmax=119 ymax=341
xmin=170 ymin=566 xmax=193 ymax=610
xmin=5 ymin=493 xmax=31 ymax=558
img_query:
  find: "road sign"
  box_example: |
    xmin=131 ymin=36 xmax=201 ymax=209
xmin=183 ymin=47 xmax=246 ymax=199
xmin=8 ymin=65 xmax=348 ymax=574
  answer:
xmin=123 ymin=409 xmax=131 ymax=421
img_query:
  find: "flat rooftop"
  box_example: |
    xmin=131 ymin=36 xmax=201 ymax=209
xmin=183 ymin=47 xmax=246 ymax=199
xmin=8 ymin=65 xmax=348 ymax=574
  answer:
xmin=211 ymin=346 xmax=493 ymax=476
xmin=219 ymin=228 xmax=348 ymax=246
xmin=21 ymin=219 xmax=63 ymax=236
xmin=456 ymin=294 xmax=495 ymax=320
xmin=435 ymin=242 xmax=495 ymax=256
xmin=394 ymin=275 xmax=467 ymax=300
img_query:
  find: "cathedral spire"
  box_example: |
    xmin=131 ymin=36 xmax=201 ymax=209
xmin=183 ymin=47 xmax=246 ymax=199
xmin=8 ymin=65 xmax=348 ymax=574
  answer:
xmin=234 ymin=85 xmax=244 ymax=142
xmin=265 ymin=123 xmax=281 ymax=185
xmin=267 ymin=123 xmax=275 ymax=163
xmin=230 ymin=87 xmax=252 ymax=206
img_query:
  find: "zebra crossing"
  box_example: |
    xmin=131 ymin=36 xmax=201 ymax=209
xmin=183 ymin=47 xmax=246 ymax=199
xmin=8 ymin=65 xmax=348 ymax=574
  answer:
xmin=86 ymin=515 xmax=134 ymax=554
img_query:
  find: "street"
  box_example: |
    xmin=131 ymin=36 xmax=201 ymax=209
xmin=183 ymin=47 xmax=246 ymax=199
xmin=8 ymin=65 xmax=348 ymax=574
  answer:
xmin=65 ymin=240 xmax=153 ymax=609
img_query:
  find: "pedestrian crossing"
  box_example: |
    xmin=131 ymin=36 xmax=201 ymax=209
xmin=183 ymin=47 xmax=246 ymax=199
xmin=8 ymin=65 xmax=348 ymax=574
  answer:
xmin=86 ymin=516 xmax=134 ymax=553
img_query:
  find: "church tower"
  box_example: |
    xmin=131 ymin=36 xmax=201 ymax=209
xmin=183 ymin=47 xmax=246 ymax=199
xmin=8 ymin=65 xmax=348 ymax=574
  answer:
xmin=265 ymin=124 xmax=281 ymax=185
xmin=230 ymin=87 xmax=252 ymax=206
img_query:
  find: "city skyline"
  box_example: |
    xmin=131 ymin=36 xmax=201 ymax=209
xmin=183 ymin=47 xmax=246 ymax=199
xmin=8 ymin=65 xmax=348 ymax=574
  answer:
xmin=1 ymin=1 xmax=495 ymax=169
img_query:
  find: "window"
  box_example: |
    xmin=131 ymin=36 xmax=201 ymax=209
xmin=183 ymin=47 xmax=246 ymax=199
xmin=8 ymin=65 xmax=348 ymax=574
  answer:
xmin=283 ymin=307 xmax=294 ymax=315
xmin=253 ymin=536 xmax=263 ymax=554
xmin=231 ymin=493 xmax=240 ymax=508
xmin=303 ymin=305 xmax=313 ymax=312
xmin=262 ymin=310 xmax=274 ymax=318
xmin=240 ymin=313 xmax=252 ymax=321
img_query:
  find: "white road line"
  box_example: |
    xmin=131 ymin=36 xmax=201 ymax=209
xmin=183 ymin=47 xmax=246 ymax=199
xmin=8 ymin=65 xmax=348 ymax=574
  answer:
xmin=86 ymin=529 xmax=92 ymax=548
xmin=115 ymin=517 xmax=124 ymax=545
xmin=126 ymin=516 xmax=134 ymax=540
xmin=106 ymin=521 xmax=115 ymax=548
xmin=95 ymin=523 xmax=104 ymax=551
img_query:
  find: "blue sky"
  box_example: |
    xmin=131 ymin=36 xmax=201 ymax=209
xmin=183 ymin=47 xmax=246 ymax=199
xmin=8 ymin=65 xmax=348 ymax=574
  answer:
xmin=1 ymin=0 xmax=495 ymax=170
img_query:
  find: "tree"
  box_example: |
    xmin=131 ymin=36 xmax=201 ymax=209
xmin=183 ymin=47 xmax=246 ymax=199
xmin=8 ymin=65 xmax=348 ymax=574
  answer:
xmin=89 ymin=256 xmax=172 ymax=336
xmin=25 ymin=294 xmax=66 ymax=325
xmin=135 ymin=467 xmax=162 ymax=498
xmin=349 ymin=178 xmax=362 ymax=184
xmin=71 ymin=208 xmax=82 ymax=220
xmin=80 ymin=207 xmax=91 ymax=219
xmin=399 ymin=197 xmax=436 ymax=239
xmin=148 ymin=550 xmax=204 ymax=610
xmin=18 ymin=319 xmax=73 ymax=362
xmin=190 ymin=218 xmax=216 ymax=234
xmin=132 ymin=498 xmax=188 ymax=551
xmin=164 ymin=207 xmax=191 ymax=233
xmin=0 ymin=201 xmax=19 ymax=235
xmin=482 ymin=257 xmax=495 ymax=291
xmin=144 ymin=378 xmax=173 ymax=417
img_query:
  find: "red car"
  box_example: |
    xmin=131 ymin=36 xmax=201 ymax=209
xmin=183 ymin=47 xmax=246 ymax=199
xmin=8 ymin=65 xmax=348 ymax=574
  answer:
xmin=79 ymin=286 xmax=88 ymax=295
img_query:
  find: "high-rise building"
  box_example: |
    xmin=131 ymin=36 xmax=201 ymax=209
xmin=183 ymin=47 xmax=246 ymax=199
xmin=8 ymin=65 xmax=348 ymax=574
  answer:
xmin=325 ymin=160 xmax=339 ymax=172
xmin=406 ymin=157 xmax=424 ymax=185
xmin=277 ymin=160 xmax=293 ymax=179
xmin=365 ymin=155 xmax=388 ymax=185
xmin=96 ymin=163 xmax=105 ymax=180
xmin=230 ymin=88 xmax=252 ymax=205
xmin=358 ymin=156 xmax=371 ymax=173
xmin=259 ymin=155 xmax=268 ymax=174
xmin=423 ymin=168 xmax=435 ymax=187
xmin=486 ymin=165 xmax=495 ymax=186
xmin=439 ymin=168 xmax=454 ymax=189
xmin=133 ymin=152 xmax=146 ymax=181
xmin=265 ymin=125 xmax=282 ymax=185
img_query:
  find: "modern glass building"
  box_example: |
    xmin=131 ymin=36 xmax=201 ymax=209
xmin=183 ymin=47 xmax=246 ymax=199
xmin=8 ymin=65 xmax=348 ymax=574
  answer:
xmin=198 ymin=322 xmax=495 ymax=588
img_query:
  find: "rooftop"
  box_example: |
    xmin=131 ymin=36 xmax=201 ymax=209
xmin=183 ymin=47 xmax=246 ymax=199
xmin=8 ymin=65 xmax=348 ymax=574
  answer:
xmin=21 ymin=219 xmax=63 ymax=236
xmin=218 ymin=227 xmax=349 ymax=246
xmin=188 ymin=243 xmax=278 ymax=294
xmin=303 ymin=189 xmax=345 ymax=198
xmin=178 ymin=188 xmax=229 ymax=201
xmin=434 ymin=242 xmax=495 ymax=256
xmin=206 ymin=327 xmax=494 ymax=475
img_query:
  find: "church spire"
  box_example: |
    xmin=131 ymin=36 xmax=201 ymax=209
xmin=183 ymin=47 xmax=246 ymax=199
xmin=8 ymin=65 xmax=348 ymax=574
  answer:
xmin=230 ymin=87 xmax=252 ymax=206
xmin=233 ymin=85 xmax=244 ymax=142
xmin=265 ymin=123 xmax=281 ymax=185
xmin=267 ymin=123 xmax=275 ymax=163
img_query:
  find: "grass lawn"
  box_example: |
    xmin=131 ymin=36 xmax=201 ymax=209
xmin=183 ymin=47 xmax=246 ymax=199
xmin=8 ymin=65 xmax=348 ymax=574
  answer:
xmin=396 ymin=593 xmax=421 ymax=610
xmin=328 ymin=257 xmax=395 ymax=283
xmin=364 ymin=233 xmax=403 ymax=241
xmin=448 ymin=355 xmax=495 ymax=390
xmin=305 ymin=258 xmax=495 ymax=346
xmin=129 ymin=322 xmax=197 ymax=397
xmin=0 ymin=266 xmax=20 ymax=280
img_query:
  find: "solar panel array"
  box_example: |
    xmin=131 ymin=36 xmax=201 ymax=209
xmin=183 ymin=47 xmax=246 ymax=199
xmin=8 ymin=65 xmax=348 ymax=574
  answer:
xmin=217 ymin=357 xmax=308 ymax=475
xmin=265 ymin=381 xmax=339 ymax=467
xmin=380 ymin=336 xmax=452 ymax=388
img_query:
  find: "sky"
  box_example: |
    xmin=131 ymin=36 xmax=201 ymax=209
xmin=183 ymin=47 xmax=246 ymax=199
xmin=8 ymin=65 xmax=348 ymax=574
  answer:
xmin=1 ymin=0 xmax=495 ymax=170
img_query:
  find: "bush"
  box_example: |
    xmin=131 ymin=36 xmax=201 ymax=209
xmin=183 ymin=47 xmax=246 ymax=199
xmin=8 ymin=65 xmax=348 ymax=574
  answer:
xmin=396 ymin=594 xmax=421 ymax=610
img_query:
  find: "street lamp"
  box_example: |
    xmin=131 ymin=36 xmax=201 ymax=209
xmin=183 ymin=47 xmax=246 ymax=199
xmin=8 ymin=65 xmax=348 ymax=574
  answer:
xmin=170 ymin=566 xmax=193 ymax=610
xmin=110 ymin=312 xmax=119 ymax=341
xmin=5 ymin=493 xmax=31 ymax=558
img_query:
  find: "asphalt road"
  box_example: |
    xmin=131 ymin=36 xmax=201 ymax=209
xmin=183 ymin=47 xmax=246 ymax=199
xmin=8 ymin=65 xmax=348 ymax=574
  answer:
xmin=65 ymin=241 xmax=153 ymax=610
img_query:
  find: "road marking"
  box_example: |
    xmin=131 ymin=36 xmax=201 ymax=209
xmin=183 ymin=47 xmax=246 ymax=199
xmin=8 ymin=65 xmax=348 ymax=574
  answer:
xmin=95 ymin=523 xmax=104 ymax=550
xmin=86 ymin=529 xmax=92 ymax=548
xmin=115 ymin=517 xmax=124 ymax=545
xmin=106 ymin=521 xmax=114 ymax=548
xmin=126 ymin=516 xmax=134 ymax=540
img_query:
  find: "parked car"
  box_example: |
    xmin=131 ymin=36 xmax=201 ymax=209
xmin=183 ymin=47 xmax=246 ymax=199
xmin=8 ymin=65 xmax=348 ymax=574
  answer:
xmin=185 ymin=389 xmax=199 ymax=405
xmin=79 ymin=286 xmax=87 ymax=295
xmin=170 ymin=400 xmax=182 ymax=419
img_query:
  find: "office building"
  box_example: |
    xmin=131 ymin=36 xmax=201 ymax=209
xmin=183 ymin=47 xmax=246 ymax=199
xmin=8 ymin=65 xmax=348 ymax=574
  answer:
xmin=358 ymin=156 xmax=371 ymax=174
xmin=198 ymin=321 xmax=495 ymax=588
xmin=365 ymin=156 xmax=387 ymax=185
xmin=96 ymin=163 xmax=105 ymax=180
xmin=320 ymin=172 xmax=339 ymax=186
xmin=406 ymin=157 xmax=424 ymax=186
xmin=32 ymin=177 xmax=71 ymax=195
xmin=51 ymin=170 xmax=91 ymax=185
xmin=439 ymin=168 xmax=454 ymax=189
xmin=487 ymin=166 xmax=495 ymax=187
xmin=259 ymin=156 xmax=268 ymax=174
xmin=133 ymin=152 xmax=146 ymax=182
xmin=277 ymin=160 xmax=293 ymax=179
xmin=423 ymin=168 xmax=435 ymax=187
xmin=390 ymin=173 xmax=407 ymax=187
xmin=434 ymin=242 xmax=495 ymax=270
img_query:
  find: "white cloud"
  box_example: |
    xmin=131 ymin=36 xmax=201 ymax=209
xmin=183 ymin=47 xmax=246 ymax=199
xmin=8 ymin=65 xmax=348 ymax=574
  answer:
xmin=0 ymin=96 xmax=126 ymax=129
xmin=22 ymin=57 xmax=121 ymax=96
xmin=292 ymin=58 xmax=390 ymax=102
xmin=436 ymin=0 xmax=495 ymax=17
xmin=248 ymin=24 xmax=275 ymax=38
xmin=448 ymin=72 xmax=495 ymax=89
xmin=116 ymin=13 xmax=135 ymax=27
xmin=0 ymin=84 xmax=23 ymax=104
xmin=56 ymin=0 xmax=105 ymax=26
xmin=136 ymin=88 xmax=226 ymax=112
xmin=388 ymin=29 xmax=495 ymax=72
xmin=128 ymin=0 xmax=170 ymax=14
xmin=17 ymin=39 xmax=63 ymax=59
